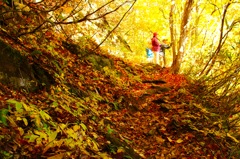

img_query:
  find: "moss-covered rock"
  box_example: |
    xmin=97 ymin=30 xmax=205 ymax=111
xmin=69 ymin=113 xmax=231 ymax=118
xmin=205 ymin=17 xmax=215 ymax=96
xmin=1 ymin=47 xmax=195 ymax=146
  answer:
xmin=86 ymin=54 xmax=114 ymax=71
xmin=0 ymin=40 xmax=54 ymax=92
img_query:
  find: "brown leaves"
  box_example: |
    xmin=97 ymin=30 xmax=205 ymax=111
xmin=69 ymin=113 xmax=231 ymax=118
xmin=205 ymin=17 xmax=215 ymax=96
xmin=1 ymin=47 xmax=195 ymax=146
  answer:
xmin=0 ymin=22 xmax=236 ymax=158
xmin=101 ymin=64 xmax=234 ymax=158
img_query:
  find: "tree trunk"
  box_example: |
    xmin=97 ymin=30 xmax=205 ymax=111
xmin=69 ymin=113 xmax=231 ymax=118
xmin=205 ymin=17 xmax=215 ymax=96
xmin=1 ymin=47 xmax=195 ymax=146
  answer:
xmin=199 ymin=2 xmax=231 ymax=76
xmin=171 ymin=0 xmax=194 ymax=74
xmin=169 ymin=0 xmax=177 ymax=67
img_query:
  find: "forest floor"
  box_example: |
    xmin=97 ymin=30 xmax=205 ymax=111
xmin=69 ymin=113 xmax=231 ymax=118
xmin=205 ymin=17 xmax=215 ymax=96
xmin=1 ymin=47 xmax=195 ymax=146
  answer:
xmin=103 ymin=65 xmax=232 ymax=159
xmin=0 ymin=30 xmax=239 ymax=159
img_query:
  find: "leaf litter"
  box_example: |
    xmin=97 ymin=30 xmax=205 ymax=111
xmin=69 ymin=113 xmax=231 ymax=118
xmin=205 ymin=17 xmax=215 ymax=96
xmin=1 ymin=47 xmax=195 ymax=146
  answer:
xmin=0 ymin=31 xmax=238 ymax=158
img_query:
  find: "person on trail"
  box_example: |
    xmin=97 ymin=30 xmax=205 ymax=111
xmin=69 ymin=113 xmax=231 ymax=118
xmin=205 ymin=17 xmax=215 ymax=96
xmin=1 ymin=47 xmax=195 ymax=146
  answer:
xmin=159 ymin=39 xmax=172 ymax=68
xmin=151 ymin=32 xmax=160 ymax=64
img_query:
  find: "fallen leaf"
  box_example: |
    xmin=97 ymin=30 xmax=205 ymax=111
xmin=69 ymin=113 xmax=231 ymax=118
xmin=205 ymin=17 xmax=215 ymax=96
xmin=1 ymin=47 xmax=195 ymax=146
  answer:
xmin=176 ymin=138 xmax=183 ymax=143
xmin=47 ymin=153 xmax=64 ymax=159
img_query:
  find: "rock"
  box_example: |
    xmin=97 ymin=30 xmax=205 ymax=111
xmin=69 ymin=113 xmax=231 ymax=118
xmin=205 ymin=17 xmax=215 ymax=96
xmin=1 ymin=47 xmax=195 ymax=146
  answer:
xmin=152 ymin=98 xmax=166 ymax=104
xmin=62 ymin=41 xmax=114 ymax=71
xmin=103 ymin=130 xmax=143 ymax=159
xmin=142 ymin=79 xmax=166 ymax=84
xmin=0 ymin=40 xmax=54 ymax=92
xmin=62 ymin=41 xmax=84 ymax=56
xmin=145 ymin=86 xmax=170 ymax=95
xmin=85 ymin=54 xmax=114 ymax=71
xmin=67 ymin=83 xmax=88 ymax=98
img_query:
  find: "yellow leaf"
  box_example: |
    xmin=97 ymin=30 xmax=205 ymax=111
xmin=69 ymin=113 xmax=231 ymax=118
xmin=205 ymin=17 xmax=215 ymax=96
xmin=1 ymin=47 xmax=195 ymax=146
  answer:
xmin=23 ymin=118 xmax=28 ymax=126
xmin=73 ymin=125 xmax=80 ymax=131
xmin=87 ymin=138 xmax=99 ymax=151
xmin=92 ymin=140 xmax=99 ymax=151
xmin=55 ymin=139 xmax=64 ymax=147
xmin=7 ymin=116 xmax=17 ymax=127
xmin=156 ymin=136 xmax=165 ymax=144
xmin=15 ymin=2 xmax=30 ymax=12
xmin=35 ymin=115 xmax=42 ymax=127
xmin=227 ymin=133 xmax=239 ymax=143
xmin=66 ymin=128 xmax=74 ymax=135
xmin=63 ymin=7 xmax=73 ymax=14
xmin=78 ymin=82 xmax=82 ymax=87
xmin=80 ymin=123 xmax=87 ymax=131
xmin=40 ymin=110 xmax=51 ymax=121
xmin=176 ymin=138 xmax=183 ymax=143
xmin=47 ymin=153 xmax=65 ymax=159
xmin=85 ymin=97 xmax=90 ymax=102
xmin=98 ymin=152 xmax=111 ymax=159
xmin=117 ymin=147 xmax=125 ymax=153
xmin=66 ymin=129 xmax=78 ymax=139
xmin=99 ymin=119 xmax=104 ymax=127
xmin=49 ymin=131 xmax=58 ymax=143
xmin=81 ymin=149 xmax=90 ymax=155
xmin=59 ymin=123 xmax=67 ymax=130
xmin=90 ymin=132 xmax=98 ymax=139
xmin=167 ymin=137 xmax=173 ymax=143
xmin=28 ymin=134 xmax=39 ymax=142
xmin=34 ymin=130 xmax=48 ymax=140
xmin=22 ymin=103 xmax=31 ymax=111
xmin=18 ymin=127 xmax=24 ymax=136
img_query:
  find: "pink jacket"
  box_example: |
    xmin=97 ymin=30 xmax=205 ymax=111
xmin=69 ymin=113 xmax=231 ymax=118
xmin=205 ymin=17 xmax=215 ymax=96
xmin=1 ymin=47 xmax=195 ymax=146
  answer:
xmin=151 ymin=37 xmax=160 ymax=52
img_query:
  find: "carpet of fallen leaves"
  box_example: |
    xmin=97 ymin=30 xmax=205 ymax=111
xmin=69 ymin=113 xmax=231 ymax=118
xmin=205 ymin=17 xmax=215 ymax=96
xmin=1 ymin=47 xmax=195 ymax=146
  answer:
xmin=0 ymin=31 xmax=239 ymax=159
xmin=104 ymin=67 xmax=231 ymax=158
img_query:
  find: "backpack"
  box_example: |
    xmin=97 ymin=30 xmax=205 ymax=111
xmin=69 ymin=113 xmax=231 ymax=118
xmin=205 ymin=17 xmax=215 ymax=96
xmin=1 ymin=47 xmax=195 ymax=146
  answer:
xmin=146 ymin=48 xmax=153 ymax=58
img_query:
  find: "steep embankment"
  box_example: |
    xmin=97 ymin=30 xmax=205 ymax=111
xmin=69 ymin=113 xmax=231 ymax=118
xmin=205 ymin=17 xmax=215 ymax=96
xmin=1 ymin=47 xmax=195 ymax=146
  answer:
xmin=0 ymin=31 xmax=237 ymax=159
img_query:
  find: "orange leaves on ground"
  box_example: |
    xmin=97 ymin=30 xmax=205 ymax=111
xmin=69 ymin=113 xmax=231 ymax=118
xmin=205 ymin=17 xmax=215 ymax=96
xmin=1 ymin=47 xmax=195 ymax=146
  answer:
xmin=156 ymin=69 xmax=188 ymax=88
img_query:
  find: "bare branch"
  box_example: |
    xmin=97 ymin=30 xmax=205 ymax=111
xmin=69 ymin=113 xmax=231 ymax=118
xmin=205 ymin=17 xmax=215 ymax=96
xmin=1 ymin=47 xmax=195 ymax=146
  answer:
xmin=53 ymin=1 xmax=132 ymax=25
xmin=87 ymin=1 xmax=130 ymax=21
xmin=199 ymin=2 xmax=232 ymax=76
xmin=95 ymin=0 xmax=137 ymax=50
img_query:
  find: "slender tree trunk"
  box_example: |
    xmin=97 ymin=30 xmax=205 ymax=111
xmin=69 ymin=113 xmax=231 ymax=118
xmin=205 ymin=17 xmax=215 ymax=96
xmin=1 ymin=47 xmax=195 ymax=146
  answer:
xmin=171 ymin=0 xmax=194 ymax=74
xmin=199 ymin=2 xmax=231 ymax=76
xmin=169 ymin=0 xmax=176 ymax=66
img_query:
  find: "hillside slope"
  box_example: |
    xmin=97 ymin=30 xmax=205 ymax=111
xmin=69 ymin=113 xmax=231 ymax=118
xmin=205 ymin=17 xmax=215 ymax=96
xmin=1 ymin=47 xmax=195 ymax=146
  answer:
xmin=0 ymin=31 xmax=238 ymax=159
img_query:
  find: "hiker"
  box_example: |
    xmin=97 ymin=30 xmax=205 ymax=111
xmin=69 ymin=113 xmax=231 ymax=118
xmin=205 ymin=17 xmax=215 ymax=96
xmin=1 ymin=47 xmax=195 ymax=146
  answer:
xmin=151 ymin=32 xmax=160 ymax=64
xmin=159 ymin=39 xmax=172 ymax=68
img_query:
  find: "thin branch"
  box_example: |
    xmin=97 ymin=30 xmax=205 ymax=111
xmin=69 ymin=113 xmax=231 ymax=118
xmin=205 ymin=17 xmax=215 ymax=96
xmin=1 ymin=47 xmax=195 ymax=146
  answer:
xmin=54 ymin=1 xmax=132 ymax=25
xmin=87 ymin=1 xmax=130 ymax=21
xmin=94 ymin=0 xmax=137 ymax=50
xmin=199 ymin=2 xmax=231 ymax=76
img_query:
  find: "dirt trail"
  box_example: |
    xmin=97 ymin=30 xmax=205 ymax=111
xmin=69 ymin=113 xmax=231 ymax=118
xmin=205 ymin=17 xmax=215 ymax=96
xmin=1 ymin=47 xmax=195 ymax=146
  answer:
xmin=105 ymin=67 xmax=228 ymax=158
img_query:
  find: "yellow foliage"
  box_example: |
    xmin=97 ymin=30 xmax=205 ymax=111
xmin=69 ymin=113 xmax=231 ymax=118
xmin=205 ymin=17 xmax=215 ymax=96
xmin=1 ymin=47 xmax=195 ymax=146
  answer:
xmin=62 ymin=7 xmax=73 ymax=14
xmin=15 ymin=2 xmax=30 ymax=12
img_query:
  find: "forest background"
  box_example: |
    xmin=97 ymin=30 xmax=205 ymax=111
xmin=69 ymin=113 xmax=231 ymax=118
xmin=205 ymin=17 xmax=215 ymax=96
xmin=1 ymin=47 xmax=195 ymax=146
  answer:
xmin=1 ymin=0 xmax=239 ymax=82
xmin=0 ymin=0 xmax=239 ymax=158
